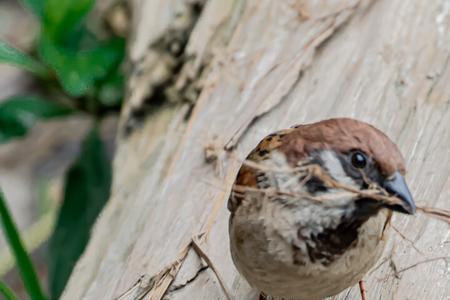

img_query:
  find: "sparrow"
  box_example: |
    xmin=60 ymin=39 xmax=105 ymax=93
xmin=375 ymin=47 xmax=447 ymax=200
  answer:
xmin=228 ymin=118 xmax=415 ymax=300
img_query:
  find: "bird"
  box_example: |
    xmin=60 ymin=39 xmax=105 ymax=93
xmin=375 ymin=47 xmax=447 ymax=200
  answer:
xmin=227 ymin=118 xmax=415 ymax=300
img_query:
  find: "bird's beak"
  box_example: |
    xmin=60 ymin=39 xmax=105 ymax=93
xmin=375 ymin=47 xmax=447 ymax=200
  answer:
xmin=383 ymin=171 xmax=416 ymax=214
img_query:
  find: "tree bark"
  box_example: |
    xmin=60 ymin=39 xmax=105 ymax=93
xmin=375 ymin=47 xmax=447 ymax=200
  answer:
xmin=63 ymin=0 xmax=450 ymax=299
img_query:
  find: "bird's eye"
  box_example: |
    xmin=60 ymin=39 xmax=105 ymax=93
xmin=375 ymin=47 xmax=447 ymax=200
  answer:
xmin=350 ymin=151 xmax=367 ymax=169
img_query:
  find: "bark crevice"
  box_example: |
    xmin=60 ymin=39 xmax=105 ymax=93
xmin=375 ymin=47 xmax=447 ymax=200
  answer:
xmin=123 ymin=0 xmax=207 ymax=135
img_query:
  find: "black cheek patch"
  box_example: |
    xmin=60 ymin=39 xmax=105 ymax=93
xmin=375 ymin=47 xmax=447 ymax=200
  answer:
xmin=258 ymin=149 xmax=269 ymax=157
xmin=305 ymin=177 xmax=328 ymax=194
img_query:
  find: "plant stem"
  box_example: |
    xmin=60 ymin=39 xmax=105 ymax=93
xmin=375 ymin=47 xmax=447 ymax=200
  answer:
xmin=0 ymin=190 xmax=47 ymax=300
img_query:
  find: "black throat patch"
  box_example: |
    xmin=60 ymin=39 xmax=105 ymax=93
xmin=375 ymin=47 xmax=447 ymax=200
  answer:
xmin=294 ymin=152 xmax=385 ymax=265
xmin=295 ymin=200 xmax=381 ymax=266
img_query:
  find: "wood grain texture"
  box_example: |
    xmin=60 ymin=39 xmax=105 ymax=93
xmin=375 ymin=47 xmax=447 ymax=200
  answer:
xmin=63 ymin=0 xmax=450 ymax=299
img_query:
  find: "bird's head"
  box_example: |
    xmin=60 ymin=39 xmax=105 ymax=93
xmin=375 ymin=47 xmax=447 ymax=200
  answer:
xmin=278 ymin=118 xmax=415 ymax=216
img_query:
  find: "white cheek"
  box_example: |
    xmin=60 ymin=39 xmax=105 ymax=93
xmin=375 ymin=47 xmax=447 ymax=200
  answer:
xmin=320 ymin=150 xmax=357 ymax=187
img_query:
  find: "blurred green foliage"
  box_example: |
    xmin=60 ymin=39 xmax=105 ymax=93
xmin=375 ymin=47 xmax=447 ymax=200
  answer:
xmin=0 ymin=0 xmax=125 ymax=299
xmin=0 ymin=280 xmax=20 ymax=300
xmin=0 ymin=96 xmax=73 ymax=143
xmin=0 ymin=190 xmax=47 ymax=300
xmin=0 ymin=41 xmax=49 ymax=78
xmin=49 ymin=127 xmax=111 ymax=299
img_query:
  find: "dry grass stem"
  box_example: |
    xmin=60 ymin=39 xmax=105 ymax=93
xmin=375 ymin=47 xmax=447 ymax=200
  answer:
xmin=416 ymin=206 xmax=450 ymax=225
xmin=115 ymin=244 xmax=190 ymax=300
xmin=238 ymin=159 xmax=404 ymax=207
xmin=377 ymin=256 xmax=450 ymax=282
xmin=391 ymin=224 xmax=424 ymax=255
xmin=395 ymin=256 xmax=450 ymax=275
xmin=119 ymin=158 xmax=450 ymax=300
xmin=191 ymin=234 xmax=233 ymax=300
xmin=116 ymin=233 xmax=234 ymax=300
xmin=240 ymin=159 xmax=450 ymax=226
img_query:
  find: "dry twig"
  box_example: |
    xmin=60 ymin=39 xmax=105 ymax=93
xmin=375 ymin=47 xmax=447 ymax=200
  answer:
xmin=416 ymin=206 xmax=450 ymax=225
xmin=191 ymin=234 xmax=233 ymax=300
xmin=391 ymin=224 xmax=424 ymax=255
xmin=118 ymin=157 xmax=450 ymax=300
xmin=239 ymin=158 xmax=450 ymax=225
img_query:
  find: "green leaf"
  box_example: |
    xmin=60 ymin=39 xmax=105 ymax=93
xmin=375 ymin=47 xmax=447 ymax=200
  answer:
xmin=97 ymin=70 xmax=125 ymax=107
xmin=0 ymin=281 xmax=20 ymax=300
xmin=0 ymin=190 xmax=47 ymax=300
xmin=38 ymin=36 xmax=125 ymax=97
xmin=0 ymin=96 xmax=73 ymax=143
xmin=20 ymin=0 xmax=45 ymax=19
xmin=49 ymin=127 xmax=112 ymax=300
xmin=0 ymin=40 xmax=49 ymax=78
xmin=43 ymin=0 xmax=95 ymax=43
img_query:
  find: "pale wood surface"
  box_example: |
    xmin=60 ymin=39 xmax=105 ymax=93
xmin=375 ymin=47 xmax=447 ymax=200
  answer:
xmin=63 ymin=0 xmax=450 ymax=299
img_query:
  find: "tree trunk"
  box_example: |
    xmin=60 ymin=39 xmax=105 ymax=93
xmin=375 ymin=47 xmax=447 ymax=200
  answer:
xmin=62 ymin=0 xmax=450 ymax=299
